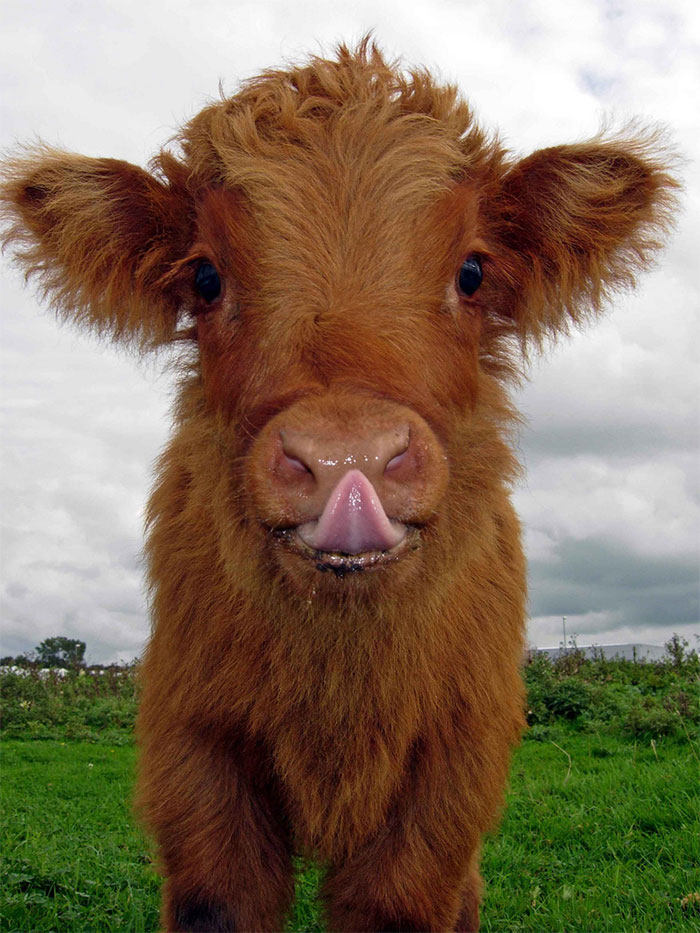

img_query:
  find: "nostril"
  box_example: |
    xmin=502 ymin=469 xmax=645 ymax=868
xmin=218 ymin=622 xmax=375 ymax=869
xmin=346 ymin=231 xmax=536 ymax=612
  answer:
xmin=279 ymin=431 xmax=315 ymax=478
xmin=384 ymin=449 xmax=408 ymax=474
xmin=382 ymin=427 xmax=410 ymax=475
xmin=283 ymin=453 xmax=312 ymax=475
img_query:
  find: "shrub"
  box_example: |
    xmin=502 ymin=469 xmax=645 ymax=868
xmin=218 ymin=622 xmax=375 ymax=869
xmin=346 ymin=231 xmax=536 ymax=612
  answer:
xmin=624 ymin=697 xmax=682 ymax=738
xmin=0 ymin=665 xmax=139 ymax=741
xmin=543 ymin=677 xmax=594 ymax=720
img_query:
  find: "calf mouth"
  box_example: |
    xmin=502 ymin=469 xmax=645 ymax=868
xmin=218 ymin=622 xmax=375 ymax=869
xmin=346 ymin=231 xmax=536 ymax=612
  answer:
xmin=272 ymin=526 xmax=421 ymax=577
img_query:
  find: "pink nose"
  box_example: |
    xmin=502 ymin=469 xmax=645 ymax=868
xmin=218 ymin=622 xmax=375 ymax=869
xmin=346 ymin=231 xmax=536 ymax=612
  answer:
xmin=279 ymin=425 xmax=410 ymax=494
xmin=277 ymin=426 xmax=412 ymax=554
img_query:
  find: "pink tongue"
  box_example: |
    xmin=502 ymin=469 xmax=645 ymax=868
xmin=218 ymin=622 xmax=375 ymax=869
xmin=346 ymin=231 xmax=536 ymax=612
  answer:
xmin=298 ymin=469 xmax=406 ymax=555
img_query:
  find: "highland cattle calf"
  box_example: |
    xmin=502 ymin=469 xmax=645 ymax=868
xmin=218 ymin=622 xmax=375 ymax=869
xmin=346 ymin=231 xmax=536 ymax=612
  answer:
xmin=1 ymin=41 xmax=677 ymax=933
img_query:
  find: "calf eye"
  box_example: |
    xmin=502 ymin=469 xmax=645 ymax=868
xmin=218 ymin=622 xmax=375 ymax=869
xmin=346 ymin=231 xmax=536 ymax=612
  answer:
xmin=194 ymin=261 xmax=222 ymax=303
xmin=456 ymin=255 xmax=483 ymax=297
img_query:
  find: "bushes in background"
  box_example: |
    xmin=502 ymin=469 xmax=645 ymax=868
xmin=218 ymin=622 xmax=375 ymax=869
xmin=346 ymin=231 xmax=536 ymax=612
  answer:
xmin=1 ymin=635 xmax=698 ymax=743
xmin=524 ymin=635 xmax=699 ymax=740
xmin=0 ymin=664 xmax=139 ymax=743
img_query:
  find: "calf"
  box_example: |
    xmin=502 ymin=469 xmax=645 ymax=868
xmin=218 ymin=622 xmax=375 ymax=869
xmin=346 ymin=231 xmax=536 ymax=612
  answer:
xmin=2 ymin=40 xmax=677 ymax=932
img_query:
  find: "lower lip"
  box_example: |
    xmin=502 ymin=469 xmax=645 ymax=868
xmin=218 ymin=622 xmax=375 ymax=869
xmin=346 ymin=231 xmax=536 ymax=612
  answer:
xmin=273 ymin=527 xmax=420 ymax=575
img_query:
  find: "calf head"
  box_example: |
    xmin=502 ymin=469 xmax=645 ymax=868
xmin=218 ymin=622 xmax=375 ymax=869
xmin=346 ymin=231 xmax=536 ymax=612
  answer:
xmin=2 ymin=43 xmax=677 ymax=610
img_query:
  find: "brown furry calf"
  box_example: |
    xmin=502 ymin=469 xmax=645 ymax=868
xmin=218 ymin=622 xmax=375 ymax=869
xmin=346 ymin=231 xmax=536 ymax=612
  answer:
xmin=2 ymin=42 xmax=677 ymax=933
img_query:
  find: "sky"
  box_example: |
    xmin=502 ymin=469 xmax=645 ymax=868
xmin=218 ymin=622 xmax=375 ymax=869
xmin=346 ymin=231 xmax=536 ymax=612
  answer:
xmin=1 ymin=0 xmax=698 ymax=664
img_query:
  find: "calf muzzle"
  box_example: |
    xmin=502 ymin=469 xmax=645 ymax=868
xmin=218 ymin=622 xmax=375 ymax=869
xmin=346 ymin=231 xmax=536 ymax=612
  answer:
xmin=247 ymin=393 xmax=449 ymax=566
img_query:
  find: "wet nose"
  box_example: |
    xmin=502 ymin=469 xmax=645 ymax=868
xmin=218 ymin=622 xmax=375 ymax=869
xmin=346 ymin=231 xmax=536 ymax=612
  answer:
xmin=249 ymin=400 xmax=449 ymax=553
xmin=279 ymin=425 xmax=410 ymax=501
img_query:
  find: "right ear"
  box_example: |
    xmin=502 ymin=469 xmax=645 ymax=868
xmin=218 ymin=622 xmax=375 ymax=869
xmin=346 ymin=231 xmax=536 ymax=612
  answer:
xmin=1 ymin=146 xmax=192 ymax=347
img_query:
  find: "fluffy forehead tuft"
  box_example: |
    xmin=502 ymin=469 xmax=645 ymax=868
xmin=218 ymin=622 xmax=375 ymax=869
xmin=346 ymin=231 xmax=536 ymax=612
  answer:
xmin=158 ymin=39 xmax=504 ymax=198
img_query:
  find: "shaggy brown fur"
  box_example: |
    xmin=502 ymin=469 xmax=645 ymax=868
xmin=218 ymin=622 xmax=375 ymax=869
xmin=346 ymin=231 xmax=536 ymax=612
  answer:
xmin=2 ymin=40 xmax=677 ymax=933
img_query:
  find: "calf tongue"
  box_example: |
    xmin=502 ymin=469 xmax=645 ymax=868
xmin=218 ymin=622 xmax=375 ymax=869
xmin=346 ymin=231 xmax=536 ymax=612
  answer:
xmin=297 ymin=469 xmax=406 ymax=555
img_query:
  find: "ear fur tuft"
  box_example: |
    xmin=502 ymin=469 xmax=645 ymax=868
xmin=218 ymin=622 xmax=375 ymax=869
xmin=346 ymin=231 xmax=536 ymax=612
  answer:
xmin=1 ymin=144 xmax=192 ymax=349
xmin=491 ymin=125 xmax=681 ymax=349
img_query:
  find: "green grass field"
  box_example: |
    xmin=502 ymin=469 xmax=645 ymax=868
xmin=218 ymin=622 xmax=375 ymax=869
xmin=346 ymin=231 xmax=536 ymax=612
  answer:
xmin=2 ymin=644 xmax=699 ymax=931
xmin=1 ymin=731 xmax=698 ymax=932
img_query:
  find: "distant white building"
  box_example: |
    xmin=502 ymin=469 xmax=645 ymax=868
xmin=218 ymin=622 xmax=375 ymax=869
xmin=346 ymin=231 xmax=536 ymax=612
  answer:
xmin=533 ymin=644 xmax=667 ymax=662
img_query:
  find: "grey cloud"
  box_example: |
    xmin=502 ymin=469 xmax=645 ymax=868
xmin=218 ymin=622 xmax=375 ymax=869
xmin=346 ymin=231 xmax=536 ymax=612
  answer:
xmin=578 ymin=68 xmax=617 ymax=98
xmin=528 ymin=536 xmax=699 ymax=630
xmin=25 ymin=561 xmax=102 ymax=581
xmin=519 ymin=418 xmax=697 ymax=461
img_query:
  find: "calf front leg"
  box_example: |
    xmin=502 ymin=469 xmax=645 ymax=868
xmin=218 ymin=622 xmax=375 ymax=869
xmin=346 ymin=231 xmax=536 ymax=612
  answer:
xmin=138 ymin=729 xmax=294 ymax=933
xmin=454 ymin=859 xmax=483 ymax=932
xmin=321 ymin=726 xmax=505 ymax=932
xmin=322 ymin=786 xmax=483 ymax=933
xmin=323 ymin=832 xmax=481 ymax=933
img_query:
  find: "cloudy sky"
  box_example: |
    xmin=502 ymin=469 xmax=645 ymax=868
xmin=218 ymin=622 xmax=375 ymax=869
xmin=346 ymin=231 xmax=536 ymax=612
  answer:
xmin=1 ymin=0 xmax=698 ymax=663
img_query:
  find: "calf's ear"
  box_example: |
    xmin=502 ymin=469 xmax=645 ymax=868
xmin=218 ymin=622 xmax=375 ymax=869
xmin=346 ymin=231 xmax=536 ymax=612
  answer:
xmin=1 ymin=146 xmax=191 ymax=347
xmin=493 ymin=131 xmax=680 ymax=346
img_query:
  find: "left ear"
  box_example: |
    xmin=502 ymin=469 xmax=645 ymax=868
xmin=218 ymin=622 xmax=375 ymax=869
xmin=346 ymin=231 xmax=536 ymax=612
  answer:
xmin=1 ymin=146 xmax=192 ymax=348
xmin=491 ymin=132 xmax=680 ymax=345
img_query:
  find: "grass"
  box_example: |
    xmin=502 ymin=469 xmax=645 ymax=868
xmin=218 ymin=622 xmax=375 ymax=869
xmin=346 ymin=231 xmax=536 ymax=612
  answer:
xmin=481 ymin=729 xmax=699 ymax=931
xmin=1 ymin=730 xmax=698 ymax=932
xmin=2 ymin=641 xmax=698 ymax=930
xmin=0 ymin=742 xmax=159 ymax=932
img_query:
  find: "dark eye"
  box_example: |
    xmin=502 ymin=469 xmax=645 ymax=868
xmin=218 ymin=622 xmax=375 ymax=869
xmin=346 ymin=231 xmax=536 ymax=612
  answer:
xmin=456 ymin=255 xmax=483 ymax=297
xmin=194 ymin=261 xmax=221 ymax=303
